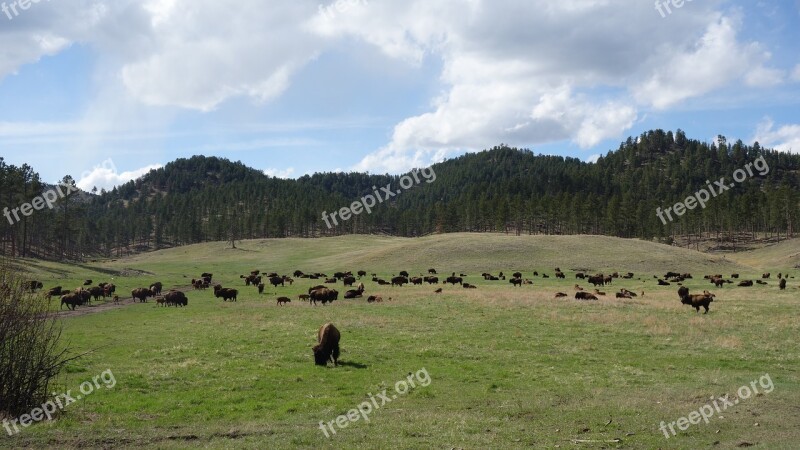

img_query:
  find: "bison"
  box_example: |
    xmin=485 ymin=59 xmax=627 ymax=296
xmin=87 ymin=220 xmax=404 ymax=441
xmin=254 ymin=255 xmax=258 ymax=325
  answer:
xmin=165 ymin=290 xmax=188 ymax=307
xmin=150 ymin=282 xmax=163 ymax=296
xmin=313 ymin=323 xmax=341 ymax=367
xmin=391 ymin=276 xmax=409 ymax=287
xmin=310 ymin=288 xmax=338 ymax=305
xmin=575 ymin=292 xmax=598 ymax=300
xmin=277 ymin=297 xmax=291 ymax=306
xmin=738 ymin=280 xmax=754 ymax=287
xmin=780 ymin=278 xmax=787 ymax=290
xmin=60 ymin=293 xmax=83 ymax=310
xmin=131 ymin=288 xmax=153 ymax=303
xmin=509 ymin=278 xmax=522 ymax=287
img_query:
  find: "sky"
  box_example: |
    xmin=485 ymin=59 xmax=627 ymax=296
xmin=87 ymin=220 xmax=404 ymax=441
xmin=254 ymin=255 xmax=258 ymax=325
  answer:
xmin=0 ymin=0 xmax=798 ymax=191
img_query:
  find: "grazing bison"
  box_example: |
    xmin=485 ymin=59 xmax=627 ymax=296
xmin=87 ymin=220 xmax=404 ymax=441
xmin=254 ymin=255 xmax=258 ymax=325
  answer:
xmin=310 ymin=288 xmax=338 ymax=305
xmin=257 ymin=283 xmax=265 ymax=294
xmin=342 ymin=276 xmax=356 ymax=287
xmin=357 ymin=270 xmax=367 ymax=278
xmin=60 ymin=293 xmax=84 ymax=310
xmin=555 ymin=271 xmax=566 ymax=279
xmin=428 ymin=268 xmax=437 ymax=274
xmin=445 ymin=274 xmax=463 ymax=285
xmin=150 ymin=282 xmax=163 ymax=296
xmin=391 ymin=276 xmax=409 ymax=287
xmin=575 ymin=292 xmax=598 ymax=300
xmin=131 ymin=288 xmax=153 ymax=303
xmin=680 ymin=289 xmax=714 ymax=314
xmin=410 ymin=277 xmax=424 ymax=285
xmin=46 ymin=286 xmax=63 ymax=300
xmin=313 ymin=323 xmax=341 ymax=366
xmin=424 ymin=276 xmax=439 ymax=284
xmin=165 ymin=291 xmax=188 ymax=307
xmin=588 ymin=276 xmax=605 ymax=287
xmin=513 ymin=272 xmax=523 ymax=279
xmin=88 ymin=286 xmax=104 ymax=302
xmin=780 ymin=278 xmax=787 ymax=290
xmin=509 ymin=278 xmax=522 ymax=287
xmin=277 ymin=297 xmax=291 ymax=306
xmin=269 ymin=276 xmax=285 ymax=288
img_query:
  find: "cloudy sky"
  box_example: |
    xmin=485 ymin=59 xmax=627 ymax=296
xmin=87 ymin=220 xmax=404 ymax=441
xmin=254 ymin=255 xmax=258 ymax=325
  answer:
xmin=0 ymin=0 xmax=798 ymax=190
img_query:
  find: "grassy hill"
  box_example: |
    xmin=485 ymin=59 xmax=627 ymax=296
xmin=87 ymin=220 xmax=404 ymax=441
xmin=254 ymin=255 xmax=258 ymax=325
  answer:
xmin=4 ymin=234 xmax=799 ymax=449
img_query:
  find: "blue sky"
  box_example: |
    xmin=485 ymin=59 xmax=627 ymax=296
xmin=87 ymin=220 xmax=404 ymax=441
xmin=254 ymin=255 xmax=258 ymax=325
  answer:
xmin=0 ymin=0 xmax=798 ymax=190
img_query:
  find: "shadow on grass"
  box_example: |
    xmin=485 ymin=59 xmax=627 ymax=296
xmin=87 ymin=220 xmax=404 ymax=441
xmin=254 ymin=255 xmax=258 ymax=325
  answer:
xmin=337 ymin=361 xmax=368 ymax=369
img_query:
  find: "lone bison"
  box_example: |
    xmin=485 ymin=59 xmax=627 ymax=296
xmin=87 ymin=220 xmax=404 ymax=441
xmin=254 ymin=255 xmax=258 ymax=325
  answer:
xmin=313 ymin=323 xmax=341 ymax=366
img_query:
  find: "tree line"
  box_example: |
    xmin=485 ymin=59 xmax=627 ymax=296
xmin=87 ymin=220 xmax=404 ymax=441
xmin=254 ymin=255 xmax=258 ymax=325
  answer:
xmin=1 ymin=129 xmax=798 ymax=260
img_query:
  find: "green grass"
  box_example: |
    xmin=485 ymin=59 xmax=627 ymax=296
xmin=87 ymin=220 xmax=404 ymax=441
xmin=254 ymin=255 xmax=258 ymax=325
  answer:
xmin=3 ymin=234 xmax=799 ymax=449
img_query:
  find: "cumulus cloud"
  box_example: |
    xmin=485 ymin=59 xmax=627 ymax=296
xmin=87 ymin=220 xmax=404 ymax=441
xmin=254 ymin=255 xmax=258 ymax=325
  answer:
xmin=77 ymin=159 xmax=162 ymax=191
xmin=263 ymin=167 xmax=296 ymax=179
xmin=634 ymin=16 xmax=781 ymax=108
xmin=754 ymin=119 xmax=800 ymax=153
xmin=0 ymin=0 xmax=790 ymax=175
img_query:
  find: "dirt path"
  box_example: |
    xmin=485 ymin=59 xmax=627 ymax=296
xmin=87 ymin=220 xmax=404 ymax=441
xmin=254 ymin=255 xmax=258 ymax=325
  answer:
xmin=53 ymin=285 xmax=195 ymax=319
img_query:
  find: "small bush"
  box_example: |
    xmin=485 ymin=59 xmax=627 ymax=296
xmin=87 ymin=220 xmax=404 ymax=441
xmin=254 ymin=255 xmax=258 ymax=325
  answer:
xmin=0 ymin=263 xmax=70 ymax=417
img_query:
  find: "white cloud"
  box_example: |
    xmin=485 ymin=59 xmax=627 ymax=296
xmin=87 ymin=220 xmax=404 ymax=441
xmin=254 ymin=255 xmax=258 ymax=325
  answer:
xmin=263 ymin=167 xmax=296 ymax=179
xmin=753 ymin=119 xmax=800 ymax=153
xmin=792 ymin=64 xmax=800 ymax=82
xmin=634 ymin=16 xmax=780 ymax=108
xmin=77 ymin=159 xmax=162 ymax=191
xmin=586 ymin=154 xmax=601 ymax=164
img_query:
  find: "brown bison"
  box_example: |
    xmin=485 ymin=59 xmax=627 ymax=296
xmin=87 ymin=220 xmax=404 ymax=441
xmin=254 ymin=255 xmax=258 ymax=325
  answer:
xmin=277 ymin=297 xmax=291 ymax=306
xmin=679 ymin=288 xmax=714 ymax=313
xmin=588 ymin=276 xmax=605 ymax=286
xmin=46 ymin=286 xmax=63 ymax=300
xmin=214 ymin=286 xmax=238 ymax=302
xmin=424 ymin=276 xmax=439 ymax=284
xmin=313 ymin=323 xmax=341 ymax=366
xmin=510 ymin=278 xmax=522 ymax=287
xmin=555 ymin=292 xmax=568 ymax=298
xmin=60 ymin=293 xmax=84 ymax=310
xmin=310 ymin=288 xmax=338 ymax=305
xmin=131 ymin=288 xmax=153 ymax=303
xmin=738 ymin=280 xmax=754 ymax=287
xmin=26 ymin=281 xmax=43 ymax=292
xmin=165 ymin=290 xmax=188 ymax=307
xmin=150 ymin=282 xmax=163 ymax=296
xmin=391 ymin=276 xmax=409 ymax=287
xmin=268 ymin=276 xmax=285 ymax=288
xmin=780 ymin=278 xmax=787 ymax=290
xmin=445 ymin=274 xmax=463 ymax=285
xmin=575 ymin=292 xmax=598 ymax=300
xmin=342 ymin=276 xmax=356 ymax=287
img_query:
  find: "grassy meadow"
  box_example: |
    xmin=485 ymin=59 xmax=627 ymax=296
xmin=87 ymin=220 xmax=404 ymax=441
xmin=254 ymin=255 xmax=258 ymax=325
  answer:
xmin=2 ymin=234 xmax=799 ymax=449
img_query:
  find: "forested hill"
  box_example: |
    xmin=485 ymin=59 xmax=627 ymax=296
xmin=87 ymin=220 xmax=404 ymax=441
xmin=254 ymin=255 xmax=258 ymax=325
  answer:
xmin=1 ymin=129 xmax=799 ymax=260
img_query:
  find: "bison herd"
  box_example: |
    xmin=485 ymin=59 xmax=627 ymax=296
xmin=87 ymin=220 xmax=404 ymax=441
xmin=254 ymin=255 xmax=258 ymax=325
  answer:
xmin=16 ymin=265 xmax=793 ymax=319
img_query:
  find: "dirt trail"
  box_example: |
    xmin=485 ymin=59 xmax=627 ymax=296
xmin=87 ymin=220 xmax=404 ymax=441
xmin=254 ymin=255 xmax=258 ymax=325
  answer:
xmin=53 ymin=285 xmax=195 ymax=319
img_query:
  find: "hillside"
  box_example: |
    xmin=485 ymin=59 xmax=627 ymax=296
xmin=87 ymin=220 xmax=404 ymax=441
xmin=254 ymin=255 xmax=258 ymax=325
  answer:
xmin=2 ymin=129 xmax=800 ymax=261
xmin=13 ymin=234 xmax=760 ymax=288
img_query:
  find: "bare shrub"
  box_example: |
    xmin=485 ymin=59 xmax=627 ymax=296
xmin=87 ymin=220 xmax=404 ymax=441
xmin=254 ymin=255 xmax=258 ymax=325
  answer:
xmin=0 ymin=262 xmax=70 ymax=417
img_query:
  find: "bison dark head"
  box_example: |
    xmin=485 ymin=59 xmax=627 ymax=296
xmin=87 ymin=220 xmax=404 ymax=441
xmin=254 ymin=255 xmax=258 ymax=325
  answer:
xmin=312 ymin=345 xmax=330 ymax=366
